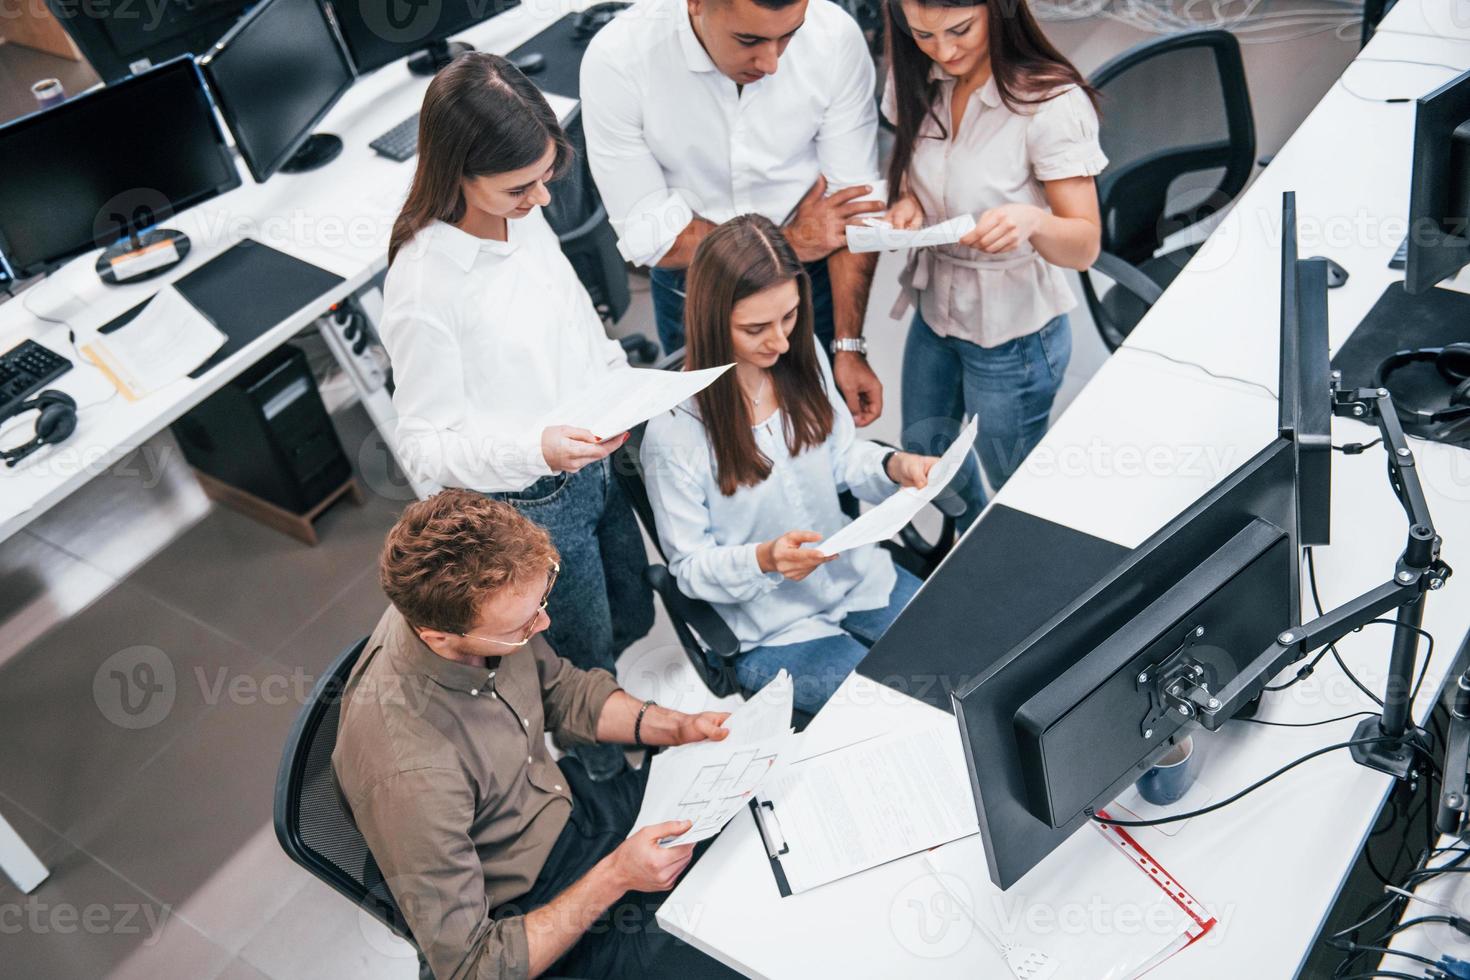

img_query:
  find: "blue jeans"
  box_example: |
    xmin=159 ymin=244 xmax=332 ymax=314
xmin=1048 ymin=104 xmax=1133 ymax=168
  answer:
xmin=900 ymin=312 xmax=1071 ymax=531
xmin=491 ymin=457 xmax=655 ymax=779
xmin=735 ymin=566 xmax=923 ymax=715
xmin=649 ymin=258 xmax=836 ymax=355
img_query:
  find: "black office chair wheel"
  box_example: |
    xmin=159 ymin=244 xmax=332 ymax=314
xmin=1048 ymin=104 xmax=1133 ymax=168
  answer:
xmin=620 ymin=334 xmax=661 ymax=366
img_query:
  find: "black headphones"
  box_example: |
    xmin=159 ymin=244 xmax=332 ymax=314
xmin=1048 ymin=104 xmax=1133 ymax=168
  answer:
xmin=2 ymin=390 xmax=77 ymax=468
xmin=1372 ymin=342 xmax=1470 ymax=439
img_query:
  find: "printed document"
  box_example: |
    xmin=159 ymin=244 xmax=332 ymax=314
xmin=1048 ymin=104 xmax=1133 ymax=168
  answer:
xmin=79 ymin=286 xmax=226 ymax=400
xmin=817 ymin=416 xmax=977 ymax=555
xmin=756 ymin=722 xmax=979 ymax=894
xmin=546 ymin=364 xmax=733 ymax=441
xmin=631 ymin=670 xmax=795 ymax=847
xmin=845 ymin=214 xmax=977 ymax=254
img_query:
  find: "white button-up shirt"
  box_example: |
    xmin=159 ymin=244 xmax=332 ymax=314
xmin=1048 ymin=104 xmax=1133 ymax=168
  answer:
xmin=580 ymin=0 xmax=880 ymax=267
xmin=883 ymin=70 xmax=1108 ymax=347
xmin=378 ymin=208 xmax=630 ymax=493
xmin=641 ymin=351 xmax=898 ymax=651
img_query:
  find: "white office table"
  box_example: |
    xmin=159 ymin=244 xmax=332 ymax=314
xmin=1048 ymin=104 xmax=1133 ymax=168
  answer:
xmin=0 ymin=0 xmax=582 ymax=544
xmin=661 ymin=6 xmax=1470 ymax=977
xmin=0 ymin=0 xmax=583 ymax=890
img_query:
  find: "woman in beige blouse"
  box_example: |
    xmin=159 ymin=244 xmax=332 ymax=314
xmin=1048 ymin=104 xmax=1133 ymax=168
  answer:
xmin=881 ymin=0 xmax=1106 ymax=527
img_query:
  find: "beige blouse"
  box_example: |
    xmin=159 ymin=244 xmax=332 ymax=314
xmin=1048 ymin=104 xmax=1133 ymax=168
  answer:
xmin=882 ymin=68 xmax=1108 ymax=349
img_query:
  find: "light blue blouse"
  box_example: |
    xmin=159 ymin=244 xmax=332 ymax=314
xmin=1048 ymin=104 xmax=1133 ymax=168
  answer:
xmin=641 ymin=352 xmax=899 ymax=651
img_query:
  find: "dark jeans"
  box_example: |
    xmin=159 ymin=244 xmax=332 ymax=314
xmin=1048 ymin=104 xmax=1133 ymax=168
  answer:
xmin=496 ymin=758 xmax=741 ymax=980
xmin=491 ymin=457 xmax=655 ymax=778
xmin=650 ymin=257 xmax=836 ymax=355
xmin=900 ymin=312 xmax=1072 ymax=531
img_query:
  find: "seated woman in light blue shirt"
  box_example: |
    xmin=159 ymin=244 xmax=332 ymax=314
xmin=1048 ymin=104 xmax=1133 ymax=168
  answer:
xmin=641 ymin=215 xmax=938 ymax=713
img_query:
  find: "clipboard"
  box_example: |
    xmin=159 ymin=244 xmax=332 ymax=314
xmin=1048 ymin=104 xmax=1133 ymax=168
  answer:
xmin=750 ymin=798 xmax=796 ymax=897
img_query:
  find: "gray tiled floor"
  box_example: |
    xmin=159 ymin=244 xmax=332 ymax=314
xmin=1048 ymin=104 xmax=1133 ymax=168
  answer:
xmin=0 ymin=14 xmax=1360 ymax=979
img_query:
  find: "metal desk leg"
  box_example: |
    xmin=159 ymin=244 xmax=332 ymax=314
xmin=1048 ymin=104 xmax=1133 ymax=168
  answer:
xmin=0 ymin=810 xmax=48 ymax=893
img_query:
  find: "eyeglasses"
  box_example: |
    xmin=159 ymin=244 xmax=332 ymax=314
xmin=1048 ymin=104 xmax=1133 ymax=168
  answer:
xmin=459 ymin=561 xmax=559 ymax=649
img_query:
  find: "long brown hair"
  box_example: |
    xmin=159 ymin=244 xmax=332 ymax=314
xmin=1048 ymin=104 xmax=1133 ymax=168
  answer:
xmin=884 ymin=0 xmax=1096 ymax=204
xmin=684 ymin=215 xmax=835 ymax=496
xmin=388 ymin=53 xmax=572 ymax=264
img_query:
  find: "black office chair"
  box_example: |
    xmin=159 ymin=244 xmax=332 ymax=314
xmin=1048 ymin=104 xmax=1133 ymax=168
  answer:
xmin=1080 ymin=30 xmax=1257 ymax=351
xmin=546 ymin=107 xmax=659 ymax=363
xmin=274 ymin=638 xmax=414 ymax=945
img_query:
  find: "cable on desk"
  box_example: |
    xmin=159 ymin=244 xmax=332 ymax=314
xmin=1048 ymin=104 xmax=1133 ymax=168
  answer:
xmin=1123 ymin=343 xmax=1279 ymax=399
xmin=1091 ymin=735 xmax=1393 ymax=828
xmin=1337 ymin=57 xmax=1465 ymax=103
xmin=1240 ymin=710 xmax=1379 ymax=728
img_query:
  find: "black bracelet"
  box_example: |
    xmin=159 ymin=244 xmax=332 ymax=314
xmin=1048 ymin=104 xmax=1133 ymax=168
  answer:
xmin=881 ymin=450 xmax=898 ymax=480
xmin=634 ymin=699 xmax=656 ymax=748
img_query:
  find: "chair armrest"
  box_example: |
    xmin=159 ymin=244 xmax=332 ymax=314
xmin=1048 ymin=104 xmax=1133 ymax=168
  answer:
xmin=646 ymin=564 xmax=741 ymax=660
xmin=1090 ymin=250 xmax=1164 ymax=307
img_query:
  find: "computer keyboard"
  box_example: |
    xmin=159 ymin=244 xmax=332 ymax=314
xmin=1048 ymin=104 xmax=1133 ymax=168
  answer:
xmin=369 ymin=113 xmax=419 ymax=162
xmin=0 ymin=339 xmax=72 ymax=419
xmin=1389 ymin=234 xmax=1408 ymax=270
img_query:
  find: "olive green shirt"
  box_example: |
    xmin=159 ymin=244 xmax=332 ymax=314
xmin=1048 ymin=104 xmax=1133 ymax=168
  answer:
xmin=332 ymin=607 xmax=623 ymax=980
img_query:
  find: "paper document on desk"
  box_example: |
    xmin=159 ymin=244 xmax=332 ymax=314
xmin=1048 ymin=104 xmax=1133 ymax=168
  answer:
xmin=754 ymin=721 xmax=979 ymax=895
xmin=545 ymin=364 xmax=733 ymax=442
xmin=816 ymin=416 xmax=977 ymax=556
xmin=846 ymin=214 xmax=976 ymax=254
xmin=630 ymin=670 xmax=795 ymax=847
xmin=79 ymin=286 xmax=226 ymax=401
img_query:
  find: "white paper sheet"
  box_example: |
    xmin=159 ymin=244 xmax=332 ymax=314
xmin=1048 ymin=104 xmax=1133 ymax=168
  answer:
xmin=921 ymin=830 xmax=1199 ymax=980
xmin=79 ymin=286 xmax=227 ymax=400
xmin=630 ymin=671 xmax=795 ymax=847
xmin=544 ymin=364 xmax=733 ymax=441
xmin=755 ymin=722 xmax=979 ymax=894
xmin=845 ymin=214 xmax=977 ymax=254
xmin=816 ymin=416 xmax=978 ymax=555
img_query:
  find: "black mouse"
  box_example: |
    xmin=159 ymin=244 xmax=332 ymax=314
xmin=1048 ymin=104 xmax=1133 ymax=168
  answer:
xmin=512 ymin=51 xmax=546 ymax=75
xmin=1307 ymin=255 xmax=1349 ymax=288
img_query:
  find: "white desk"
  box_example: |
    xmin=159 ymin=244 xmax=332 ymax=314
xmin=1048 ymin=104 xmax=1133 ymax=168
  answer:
xmin=660 ymin=5 xmax=1470 ymax=977
xmin=0 ymin=0 xmax=582 ymax=544
xmin=0 ymin=0 xmax=582 ymax=891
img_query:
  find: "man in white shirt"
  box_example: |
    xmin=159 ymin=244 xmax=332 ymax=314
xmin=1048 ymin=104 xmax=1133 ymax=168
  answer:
xmin=581 ymin=0 xmax=886 ymax=425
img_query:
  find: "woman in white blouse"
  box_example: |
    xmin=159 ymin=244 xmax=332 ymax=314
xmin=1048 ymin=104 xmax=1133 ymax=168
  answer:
xmin=379 ymin=54 xmax=652 ymax=780
xmin=882 ymin=0 xmax=1106 ymax=527
xmin=642 ymin=215 xmax=939 ymax=714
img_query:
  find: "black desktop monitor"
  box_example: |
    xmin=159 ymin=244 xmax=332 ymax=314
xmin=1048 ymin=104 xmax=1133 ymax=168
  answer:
xmin=327 ymin=0 xmax=520 ymax=76
xmin=1405 ymin=67 xmax=1470 ymax=294
xmin=200 ymin=0 xmax=357 ymax=182
xmin=952 ymin=437 xmax=1301 ymax=890
xmin=1277 ymin=192 xmax=1333 ymax=546
xmin=45 ymin=0 xmax=251 ymax=83
xmin=0 ymin=57 xmax=240 ymax=283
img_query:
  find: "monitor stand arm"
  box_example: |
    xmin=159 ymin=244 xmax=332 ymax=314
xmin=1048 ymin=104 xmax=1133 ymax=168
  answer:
xmin=1189 ymin=383 xmax=1451 ymax=784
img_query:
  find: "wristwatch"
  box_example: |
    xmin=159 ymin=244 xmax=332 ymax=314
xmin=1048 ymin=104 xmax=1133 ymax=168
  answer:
xmin=831 ymin=337 xmax=868 ymax=357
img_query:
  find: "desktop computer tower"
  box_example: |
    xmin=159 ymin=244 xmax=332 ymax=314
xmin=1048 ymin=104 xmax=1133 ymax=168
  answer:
xmin=172 ymin=344 xmax=352 ymax=516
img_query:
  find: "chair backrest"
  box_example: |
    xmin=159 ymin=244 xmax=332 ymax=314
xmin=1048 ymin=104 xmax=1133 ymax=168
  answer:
xmin=544 ymin=105 xmax=631 ymax=323
xmin=274 ymin=637 xmax=412 ymax=942
xmin=1089 ymin=30 xmax=1255 ymax=266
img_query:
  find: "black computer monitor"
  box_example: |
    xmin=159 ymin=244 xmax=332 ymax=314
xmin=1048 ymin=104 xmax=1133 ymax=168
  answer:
xmin=45 ymin=0 xmax=251 ymax=83
xmin=1405 ymin=67 xmax=1470 ymax=294
xmin=0 ymin=58 xmax=240 ymax=284
xmin=1277 ymin=192 xmax=1333 ymax=546
xmin=327 ymin=0 xmax=520 ymax=76
xmin=951 ymin=435 xmax=1299 ymax=889
xmin=200 ymin=0 xmax=357 ymax=182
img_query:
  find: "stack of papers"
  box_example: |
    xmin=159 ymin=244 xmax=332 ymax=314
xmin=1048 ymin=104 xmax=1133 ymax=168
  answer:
xmin=630 ymin=670 xmax=796 ymax=847
xmin=79 ymin=286 xmax=226 ymax=400
xmin=544 ymin=364 xmax=733 ymax=442
xmin=817 ymin=416 xmax=978 ymax=555
xmin=846 ymin=214 xmax=977 ymax=254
